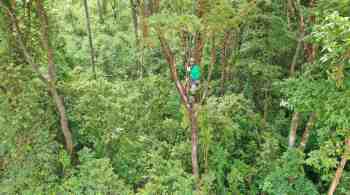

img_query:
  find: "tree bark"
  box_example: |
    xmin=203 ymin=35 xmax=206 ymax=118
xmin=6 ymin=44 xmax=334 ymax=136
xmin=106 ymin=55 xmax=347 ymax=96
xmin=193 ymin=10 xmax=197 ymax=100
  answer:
xmin=304 ymin=0 xmax=316 ymax=63
xmin=24 ymin=0 xmax=32 ymax=48
xmin=97 ymin=0 xmax=104 ymax=23
xmin=190 ymin=105 xmax=199 ymax=178
xmin=201 ymin=36 xmax=216 ymax=104
xmin=0 ymin=1 xmax=75 ymax=157
xmin=289 ymin=0 xmax=305 ymax=76
xmin=130 ymin=0 xmax=139 ymax=46
xmin=157 ymin=29 xmax=199 ymax=179
xmin=130 ymin=0 xmax=144 ymax=78
xmin=36 ymin=0 xmax=74 ymax=156
xmin=153 ymin=0 xmax=160 ymax=12
xmin=327 ymin=139 xmax=350 ymax=195
xmin=83 ymin=0 xmax=96 ymax=78
xmin=299 ymin=112 xmax=316 ymax=151
xmin=140 ymin=0 xmax=149 ymax=42
xmin=288 ymin=0 xmax=307 ymax=148
xmin=193 ymin=0 xmax=206 ymax=65
xmin=220 ymin=30 xmax=234 ymax=96
xmin=288 ymin=112 xmax=300 ymax=147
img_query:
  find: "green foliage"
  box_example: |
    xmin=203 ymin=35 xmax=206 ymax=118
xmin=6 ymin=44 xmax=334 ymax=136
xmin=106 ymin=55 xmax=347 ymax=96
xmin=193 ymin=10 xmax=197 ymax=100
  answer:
xmin=263 ymin=149 xmax=319 ymax=195
xmin=1 ymin=0 xmax=350 ymax=194
xmin=137 ymin=149 xmax=194 ymax=195
xmin=60 ymin=148 xmax=132 ymax=194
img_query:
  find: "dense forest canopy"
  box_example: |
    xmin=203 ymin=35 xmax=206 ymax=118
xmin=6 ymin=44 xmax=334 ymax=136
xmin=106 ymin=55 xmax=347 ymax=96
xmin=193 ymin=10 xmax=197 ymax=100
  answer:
xmin=0 ymin=0 xmax=350 ymax=194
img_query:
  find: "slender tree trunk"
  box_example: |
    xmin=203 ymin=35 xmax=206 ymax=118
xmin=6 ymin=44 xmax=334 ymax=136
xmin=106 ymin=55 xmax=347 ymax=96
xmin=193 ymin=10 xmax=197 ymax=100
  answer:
xmin=140 ymin=0 xmax=149 ymax=42
xmin=304 ymin=0 xmax=316 ymax=63
xmin=97 ymin=0 xmax=104 ymax=23
xmin=157 ymin=29 xmax=199 ymax=180
xmin=101 ymin=0 xmax=107 ymax=14
xmin=130 ymin=0 xmax=143 ymax=78
xmin=263 ymin=89 xmax=270 ymax=126
xmin=36 ymin=0 xmax=74 ymax=156
xmin=299 ymin=112 xmax=316 ymax=151
xmin=130 ymin=0 xmax=139 ymax=46
xmin=201 ymin=36 xmax=216 ymax=104
xmin=190 ymin=105 xmax=199 ymax=178
xmin=288 ymin=112 xmax=300 ymax=147
xmin=327 ymin=139 xmax=350 ymax=195
xmin=288 ymin=0 xmax=306 ymax=147
xmin=193 ymin=0 xmax=206 ymax=65
xmin=220 ymin=30 xmax=234 ymax=96
xmin=0 ymin=1 xmax=75 ymax=157
xmin=286 ymin=0 xmax=295 ymax=30
xmin=83 ymin=0 xmax=96 ymax=78
xmin=49 ymin=87 xmax=74 ymax=155
xmin=289 ymin=0 xmax=305 ymax=76
xmin=24 ymin=0 xmax=32 ymax=47
xmin=153 ymin=0 xmax=160 ymax=12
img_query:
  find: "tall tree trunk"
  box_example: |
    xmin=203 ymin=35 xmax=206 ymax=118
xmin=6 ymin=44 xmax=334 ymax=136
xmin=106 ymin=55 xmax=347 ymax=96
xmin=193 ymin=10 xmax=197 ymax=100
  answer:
xmin=153 ymin=0 xmax=160 ymax=12
xmin=288 ymin=0 xmax=306 ymax=147
xmin=193 ymin=0 xmax=206 ymax=65
xmin=36 ymin=0 xmax=74 ymax=156
xmin=289 ymin=0 xmax=305 ymax=76
xmin=288 ymin=112 xmax=300 ymax=147
xmin=190 ymin=105 xmax=199 ymax=178
xmin=220 ymin=30 xmax=234 ymax=96
xmin=130 ymin=0 xmax=139 ymax=46
xmin=286 ymin=0 xmax=295 ymax=30
xmin=130 ymin=0 xmax=143 ymax=78
xmin=49 ymin=87 xmax=74 ymax=156
xmin=0 ymin=1 xmax=75 ymax=157
xmin=304 ymin=0 xmax=316 ymax=63
xmin=83 ymin=0 xmax=96 ymax=78
xmin=24 ymin=0 xmax=32 ymax=48
xmin=140 ymin=0 xmax=149 ymax=42
xmin=327 ymin=138 xmax=350 ymax=195
xmin=97 ymin=0 xmax=104 ymax=23
xmin=201 ymin=35 xmax=216 ymax=104
xmin=101 ymin=0 xmax=107 ymax=13
xmin=157 ymin=29 xmax=199 ymax=180
xmin=299 ymin=112 xmax=316 ymax=151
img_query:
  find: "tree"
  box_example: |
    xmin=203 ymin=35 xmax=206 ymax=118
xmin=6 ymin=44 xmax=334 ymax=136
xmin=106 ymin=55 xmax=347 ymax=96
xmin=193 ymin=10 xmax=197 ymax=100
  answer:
xmin=0 ymin=0 xmax=74 ymax=158
xmin=83 ymin=0 xmax=96 ymax=78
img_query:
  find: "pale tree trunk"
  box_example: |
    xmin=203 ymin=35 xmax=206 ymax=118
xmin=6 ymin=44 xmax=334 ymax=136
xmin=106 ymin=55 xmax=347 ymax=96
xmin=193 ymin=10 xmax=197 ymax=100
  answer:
xmin=130 ymin=0 xmax=139 ymax=46
xmin=36 ymin=1 xmax=74 ymax=156
xmin=299 ymin=112 xmax=316 ymax=151
xmin=304 ymin=0 xmax=316 ymax=63
xmin=288 ymin=0 xmax=306 ymax=147
xmin=97 ymin=0 xmax=104 ymax=23
xmin=0 ymin=0 xmax=75 ymax=157
xmin=24 ymin=0 xmax=32 ymax=48
xmin=288 ymin=112 xmax=300 ymax=147
xmin=286 ymin=0 xmax=295 ymax=30
xmin=327 ymin=138 xmax=350 ymax=195
xmin=296 ymin=0 xmax=317 ymax=149
xmin=190 ymin=105 xmax=199 ymax=178
xmin=289 ymin=0 xmax=305 ymax=76
xmin=219 ymin=30 xmax=234 ymax=96
xmin=140 ymin=0 xmax=149 ymax=42
xmin=83 ymin=0 xmax=96 ymax=78
xmin=130 ymin=0 xmax=143 ymax=78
